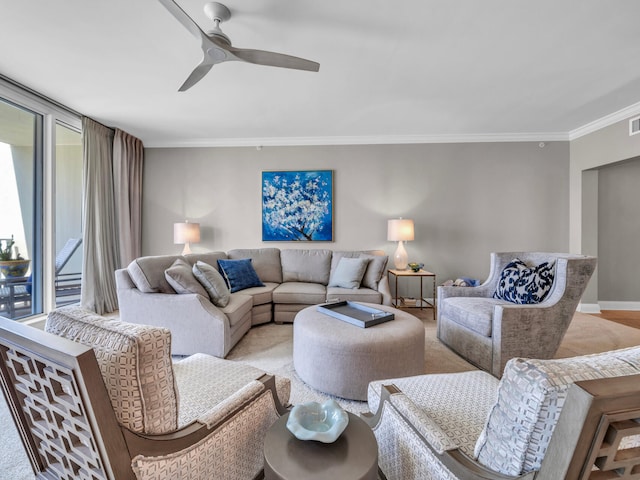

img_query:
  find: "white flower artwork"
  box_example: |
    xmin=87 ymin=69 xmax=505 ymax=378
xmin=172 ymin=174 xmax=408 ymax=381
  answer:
xmin=262 ymin=170 xmax=333 ymax=241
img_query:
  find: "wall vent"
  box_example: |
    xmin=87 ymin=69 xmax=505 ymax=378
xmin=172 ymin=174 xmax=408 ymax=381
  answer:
xmin=630 ymin=116 xmax=640 ymax=136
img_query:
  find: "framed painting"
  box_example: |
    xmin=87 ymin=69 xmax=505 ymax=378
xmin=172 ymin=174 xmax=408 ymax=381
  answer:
xmin=262 ymin=170 xmax=333 ymax=241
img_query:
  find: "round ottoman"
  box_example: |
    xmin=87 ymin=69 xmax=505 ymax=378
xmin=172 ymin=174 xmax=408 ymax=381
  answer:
xmin=293 ymin=303 xmax=425 ymax=400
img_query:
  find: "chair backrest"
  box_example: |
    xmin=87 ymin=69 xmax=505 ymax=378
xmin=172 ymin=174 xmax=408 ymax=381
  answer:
xmin=55 ymin=237 xmax=82 ymax=274
xmin=45 ymin=306 xmax=179 ymax=435
xmin=0 ymin=315 xmax=134 ymax=479
xmin=474 ymin=346 xmax=640 ymax=477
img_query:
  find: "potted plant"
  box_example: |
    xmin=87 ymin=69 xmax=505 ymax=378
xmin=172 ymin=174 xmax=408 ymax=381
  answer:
xmin=0 ymin=236 xmax=31 ymax=278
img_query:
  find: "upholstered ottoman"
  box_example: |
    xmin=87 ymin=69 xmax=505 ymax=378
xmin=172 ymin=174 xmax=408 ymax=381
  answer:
xmin=293 ymin=303 xmax=425 ymax=400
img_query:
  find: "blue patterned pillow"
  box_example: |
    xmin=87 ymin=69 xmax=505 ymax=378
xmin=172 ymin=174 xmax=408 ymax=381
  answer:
xmin=217 ymin=258 xmax=264 ymax=293
xmin=493 ymin=258 xmax=555 ymax=304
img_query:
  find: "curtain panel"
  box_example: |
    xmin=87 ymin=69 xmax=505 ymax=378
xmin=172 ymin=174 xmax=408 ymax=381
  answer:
xmin=81 ymin=118 xmax=118 ymax=313
xmin=113 ymin=129 xmax=144 ymax=266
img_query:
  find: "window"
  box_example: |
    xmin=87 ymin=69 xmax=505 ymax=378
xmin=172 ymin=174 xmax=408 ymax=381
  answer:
xmin=0 ymin=78 xmax=82 ymax=321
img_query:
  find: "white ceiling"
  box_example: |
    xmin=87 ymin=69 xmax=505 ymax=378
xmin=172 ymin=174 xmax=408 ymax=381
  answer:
xmin=2 ymin=0 xmax=640 ymax=147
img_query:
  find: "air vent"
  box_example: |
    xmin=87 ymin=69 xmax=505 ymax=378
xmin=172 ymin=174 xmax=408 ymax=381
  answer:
xmin=630 ymin=116 xmax=640 ymax=136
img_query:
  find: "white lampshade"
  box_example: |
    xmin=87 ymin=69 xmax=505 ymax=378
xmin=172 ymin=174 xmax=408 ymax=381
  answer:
xmin=387 ymin=218 xmax=415 ymax=242
xmin=387 ymin=218 xmax=414 ymax=270
xmin=174 ymin=221 xmax=200 ymax=255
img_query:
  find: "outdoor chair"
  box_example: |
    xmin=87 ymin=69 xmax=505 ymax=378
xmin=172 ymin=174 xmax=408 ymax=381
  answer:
xmin=365 ymin=347 xmax=640 ymax=479
xmin=0 ymin=306 xmax=290 ymax=480
xmin=437 ymin=252 xmax=597 ymax=377
xmin=54 ymin=237 xmax=82 ymax=304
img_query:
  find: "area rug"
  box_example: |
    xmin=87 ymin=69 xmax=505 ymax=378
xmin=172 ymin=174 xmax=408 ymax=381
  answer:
xmin=2 ymin=312 xmax=640 ymax=478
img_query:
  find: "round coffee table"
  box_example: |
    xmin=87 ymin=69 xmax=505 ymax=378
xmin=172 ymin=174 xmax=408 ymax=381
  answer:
xmin=293 ymin=303 xmax=425 ymax=400
xmin=263 ymin=411 xmax=378 ymax=480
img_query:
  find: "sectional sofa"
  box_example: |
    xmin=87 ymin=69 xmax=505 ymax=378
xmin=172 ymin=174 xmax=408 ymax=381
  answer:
xmin=115 ymin=248 xmax=390 ymax=358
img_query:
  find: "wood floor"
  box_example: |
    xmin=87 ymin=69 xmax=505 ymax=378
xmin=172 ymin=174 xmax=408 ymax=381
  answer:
xmin=594 ymin=310 xmax=640 ymax=330
xmin=405 ymin=307 xmax=640 ymax=330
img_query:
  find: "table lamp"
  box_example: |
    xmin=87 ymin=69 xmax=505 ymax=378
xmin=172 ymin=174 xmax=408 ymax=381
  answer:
xmin=174 ymin=221 xmax=200 ymax=255
xmin=387 ymin=218 xmax=414 ymax=270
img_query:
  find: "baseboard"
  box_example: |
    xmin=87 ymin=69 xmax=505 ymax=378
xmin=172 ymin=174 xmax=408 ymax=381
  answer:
xmin=598 ymin=301 xmax=640 ymax=311
xmin=578 ymin=303 xmax=601 ymax=314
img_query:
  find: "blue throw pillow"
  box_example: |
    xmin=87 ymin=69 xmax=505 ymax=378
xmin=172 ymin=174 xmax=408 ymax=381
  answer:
xmin=217 ymin=258 xmax=265 ymax=293
xmin=493 ymin=258 xmax=555 ymax=304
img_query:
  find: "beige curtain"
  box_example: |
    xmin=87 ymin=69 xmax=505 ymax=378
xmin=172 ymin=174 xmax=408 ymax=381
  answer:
xmin=81 ymin=117 xmax=119 ymax=314
xmin=113 ymin=129 xmax=144 ymax=266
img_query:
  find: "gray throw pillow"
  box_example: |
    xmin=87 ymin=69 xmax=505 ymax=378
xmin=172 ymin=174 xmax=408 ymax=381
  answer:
xmin=165 ymin=258 xmax=208 ymax=297
xmin=359 ymin=254 xmax=388 ymax=290
xmin=328 ymin=257 xmax=369 ymax=289
xmin=192 ymin=261 xmax=230 ymax=308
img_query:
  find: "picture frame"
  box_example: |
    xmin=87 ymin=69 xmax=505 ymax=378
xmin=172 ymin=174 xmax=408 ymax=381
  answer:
xmin=262 ymin=170 xmax=333 ymax=242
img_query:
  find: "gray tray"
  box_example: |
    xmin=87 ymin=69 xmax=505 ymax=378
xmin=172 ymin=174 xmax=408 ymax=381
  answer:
xmin=316 ymin=301 xmax=394 ymax=328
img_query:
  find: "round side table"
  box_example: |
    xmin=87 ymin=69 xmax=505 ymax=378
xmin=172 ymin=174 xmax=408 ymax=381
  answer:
xmin=264 ymin=412 xmax=378 ymax=480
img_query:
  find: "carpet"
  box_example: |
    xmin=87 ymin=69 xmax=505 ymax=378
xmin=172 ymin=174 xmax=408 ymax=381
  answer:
xmin=2 ymin=312 xmax=640 ymax=477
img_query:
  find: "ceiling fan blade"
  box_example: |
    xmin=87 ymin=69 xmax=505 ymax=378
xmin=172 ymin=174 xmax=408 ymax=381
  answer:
xmin=178 ymin=61 xmax=214 ymax=91
xmin=158 ymin=0 xmax=207 ymax=42
xmin=230 ymin=47 xmax=320 ymax=72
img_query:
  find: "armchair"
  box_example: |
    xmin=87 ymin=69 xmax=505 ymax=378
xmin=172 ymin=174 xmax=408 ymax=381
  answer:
xmin=365 ymin=346 xmax=640 ymax=479
xmin=0 ymin=306 xmax=290 ymax=480
xmin=437 ymin=252 xmax=597 ymax=377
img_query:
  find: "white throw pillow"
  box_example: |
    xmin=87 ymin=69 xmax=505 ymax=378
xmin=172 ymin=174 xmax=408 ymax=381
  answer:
xmin=328 ymin=257 xmax=369 ymax=289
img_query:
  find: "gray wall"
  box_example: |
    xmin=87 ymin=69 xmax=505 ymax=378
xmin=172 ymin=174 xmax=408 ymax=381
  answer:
xmin=570 ymin=115 xmax=640 ymax=308
xmin=597 ymin=157 xmax=640 ymax=301
xmin=143 ymin=141 xmax=570 ymax=293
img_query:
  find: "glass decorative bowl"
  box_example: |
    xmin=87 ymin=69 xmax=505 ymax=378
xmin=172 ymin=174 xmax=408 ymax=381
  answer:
xmin=286 ymin=400 xmax=349 ymax=443
xmin=408 ymin=262 xmax=424 ymax=272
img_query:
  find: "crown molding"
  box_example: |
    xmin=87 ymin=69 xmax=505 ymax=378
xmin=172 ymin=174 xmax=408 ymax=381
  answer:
xmin=144 ymin=102 xmax=640 ymax=148
xmin=569 ymin=100 xmax=640 ymax=140
xmin=145 ymin=131 xmax=569 ymax=148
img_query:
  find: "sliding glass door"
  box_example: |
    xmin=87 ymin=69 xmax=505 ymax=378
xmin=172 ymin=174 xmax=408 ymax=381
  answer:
xmin=0 ymin=79 xmax=82 ymax=321
xmin=0 ymin=99 xmax=42 ymax=319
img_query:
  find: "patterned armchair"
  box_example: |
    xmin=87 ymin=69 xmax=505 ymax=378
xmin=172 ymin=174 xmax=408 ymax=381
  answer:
xmin=364 ymin=347 xmax=640 ymax=479
xmin=0 ymin=306 xmax=290 ymax=480
xmin=437 ymin=252 xmax=597 ymax=377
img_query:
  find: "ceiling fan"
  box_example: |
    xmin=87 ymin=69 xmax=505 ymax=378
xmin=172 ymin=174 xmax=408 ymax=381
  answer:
xmin=158 ymin=0 xmax=320 ymax=91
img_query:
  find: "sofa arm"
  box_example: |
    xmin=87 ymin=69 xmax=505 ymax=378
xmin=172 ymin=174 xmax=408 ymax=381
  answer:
xmin=378 ymin=275 xmax=392 ymax=306
xmin=438 ymin=284 xmax=495 ymax=300
xmin=116 ymin=270 xmax=230 ymax=357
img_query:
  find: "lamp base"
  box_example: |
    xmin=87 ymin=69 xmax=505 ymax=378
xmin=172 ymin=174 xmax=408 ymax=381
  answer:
xmin=393 ymin=241 xmax=409 ymax=270
xmin=181 ymin=243 xmax=192 ymax=255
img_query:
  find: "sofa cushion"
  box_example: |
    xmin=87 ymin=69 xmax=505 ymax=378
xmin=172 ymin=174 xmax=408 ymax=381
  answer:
xmin=273 ymin=282 xmax=327 ymax=304
xmin=237 ymin=282 xmax=278 ymax=306
xmin=220 ymin=293 xmax=254 ymax=327
xmin=474 ymin=346 xmax=640 ymax=476
xmin=127 ymin=255 xmax=181 ymax=293
xmin=493 ymin=258 xmax=555 ymax=304
xmin=328 ymin=257 xmax=369 ymax=289
xmin=192 ymin=261 xmax=230 ymax=308
xmin=369 ymin=371 xmax=500 ymax=457
xmin=281 ymin=249 xmax=332 ymax=284
xmin=227 ymin=248 xmax=283 ymax=283
xmin=173 ymin=353 xmax=291 ymax=427
xmin=45 ymin=306 xmax=179 ymax=435
xmin=441 ymin=297 xmax=509 ymax=337
xmin=326 ymin=286 xmax=382 ymax=304
xmin=165 ymin=258 xmax=208 ymax=297
xmin=217 ymin=258 xmax=265 ymax=293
